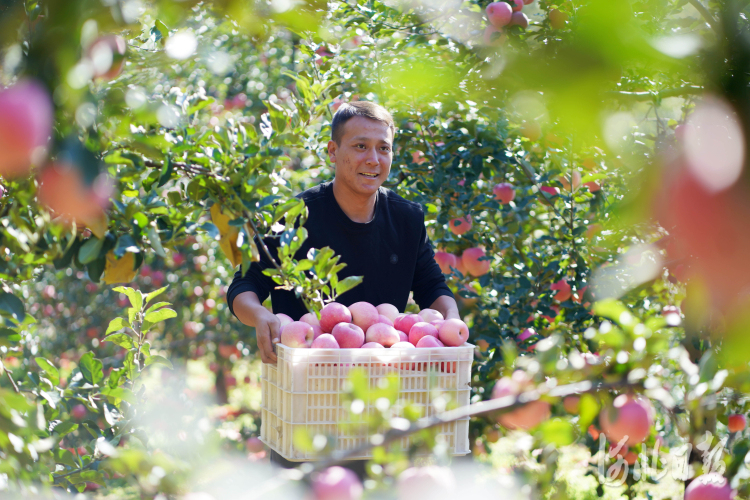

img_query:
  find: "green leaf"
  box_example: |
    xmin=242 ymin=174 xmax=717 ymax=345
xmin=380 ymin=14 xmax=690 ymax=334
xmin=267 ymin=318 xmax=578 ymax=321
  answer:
xmin=78 ymin=237 xmax=105 ymax=264
xmin=147 ymin=227 xmax=166 ymax=257
xmin=0 ymin=292 xmax=25 ymax=323
xmin=145 ymin=355 xmax=173 ymax=369
xmin=145 ymin=301 xmax=170 ymax=314
xmin=0 ymin=327 xmax=22 ymax=346
xmin=35 ymin=358 xmax=60 ymax=385
xmin=144 ymin=286 xmax=168 ymax=306
xmin=78 ymin=353 xmax=103 ymax=386
xmin=114 ymin=235 xmax=140 ymax=258
xmin=144 ymin=308 xmax=177 ymax=323
xmin=105 ymin=317 xmax=129 ymax=335
xmin=52 ymin=421 xmax=79 ymax=437
xmin=101 ymin=386 xmax=137 ymax=405
xmin=538 ymin=418 xmax=575 ymax=447
xmin=335 ymin=276 xmax=363 ymax=296
xmin=592 ymin=299 xmax=630 ymax=324
xmin=113 ymin=287 xmax=143 ymax=312
xmin=104 ymin=333 xmax=136 ymax=349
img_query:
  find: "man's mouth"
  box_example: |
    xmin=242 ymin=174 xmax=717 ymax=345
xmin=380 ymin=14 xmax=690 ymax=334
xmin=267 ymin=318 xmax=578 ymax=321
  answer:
xmin=359 ymin=173 xmax=379 ymax=178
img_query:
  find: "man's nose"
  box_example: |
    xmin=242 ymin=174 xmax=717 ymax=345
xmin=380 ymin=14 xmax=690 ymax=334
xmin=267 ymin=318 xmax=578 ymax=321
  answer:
xmin=365 ymin=147 xmax=379 ymax=165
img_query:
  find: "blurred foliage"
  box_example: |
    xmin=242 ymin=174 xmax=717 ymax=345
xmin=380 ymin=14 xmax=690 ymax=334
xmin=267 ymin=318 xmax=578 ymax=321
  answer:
xmin=2 ymin=0 xmax=750 ymax=498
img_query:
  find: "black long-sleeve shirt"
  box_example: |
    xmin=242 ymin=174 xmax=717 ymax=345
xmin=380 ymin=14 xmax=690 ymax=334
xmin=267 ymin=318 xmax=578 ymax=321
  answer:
xmin=226 ymin=181 xmax=453 ymax=320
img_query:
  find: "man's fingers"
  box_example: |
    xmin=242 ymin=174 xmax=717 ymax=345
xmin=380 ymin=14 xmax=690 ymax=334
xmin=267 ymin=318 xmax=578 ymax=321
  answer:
xmin=256 ymin=323 xmax=277 ymax=364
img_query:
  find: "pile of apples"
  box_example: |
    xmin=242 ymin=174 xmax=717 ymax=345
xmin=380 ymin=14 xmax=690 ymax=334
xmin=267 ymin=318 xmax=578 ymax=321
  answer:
xmin=278 ymin=302 xmax=470 ymax=350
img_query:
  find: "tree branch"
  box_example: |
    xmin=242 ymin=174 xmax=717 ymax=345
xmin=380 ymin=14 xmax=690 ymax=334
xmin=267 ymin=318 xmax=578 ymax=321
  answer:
xmin=687 ymin=0 xmax=722 ymax=37
xmin=609 ymin=86 xmax=704 ymax=101
xmin=247 ymin=378 xmax=638 ymax=499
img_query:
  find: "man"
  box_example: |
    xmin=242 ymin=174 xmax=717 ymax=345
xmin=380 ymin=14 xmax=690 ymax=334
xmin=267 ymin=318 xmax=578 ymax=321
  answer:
xmin=228 ymin=101 xmax=459 ymax=364
xmin=226 ymin=101 xmax=460 ymax=470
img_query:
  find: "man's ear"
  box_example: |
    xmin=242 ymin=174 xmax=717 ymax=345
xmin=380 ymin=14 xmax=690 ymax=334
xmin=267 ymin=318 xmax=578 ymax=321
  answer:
xmin=327 ymin=140 xmax=337 ymax=163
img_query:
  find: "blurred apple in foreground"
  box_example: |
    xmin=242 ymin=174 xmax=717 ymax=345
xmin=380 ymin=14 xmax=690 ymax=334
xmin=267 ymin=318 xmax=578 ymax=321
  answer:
xmin=684 ymin=473 xmax=735 ymax=500
xmin=312 ymin=466 xmax=363 ymax=500
xmin=37 ymin=163 xmax=112 ymax=227
xmin=600 ymin=394 xmax=654 ymax=446
xmin=397 ymin=466 xmax=455 ymax=500
xmin=0 ymin=80 xmax=53 ymax=178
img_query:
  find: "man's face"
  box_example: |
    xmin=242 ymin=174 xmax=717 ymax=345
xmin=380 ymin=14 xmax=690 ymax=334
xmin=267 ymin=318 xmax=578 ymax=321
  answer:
xmin=328 ymin=116 xmax=393 ymax=197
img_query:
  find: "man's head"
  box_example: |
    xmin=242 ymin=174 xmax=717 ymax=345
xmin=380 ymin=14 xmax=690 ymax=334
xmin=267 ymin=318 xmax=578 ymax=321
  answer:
xmin=328 ymin=101 xmax=395 ymax=199
xmin=330 ymin=101 xmax=395 ymax=145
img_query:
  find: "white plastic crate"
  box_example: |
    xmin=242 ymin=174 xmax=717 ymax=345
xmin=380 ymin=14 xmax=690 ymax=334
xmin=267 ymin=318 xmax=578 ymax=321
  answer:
xmin=260 ymin=343 xmax=473 ymax=462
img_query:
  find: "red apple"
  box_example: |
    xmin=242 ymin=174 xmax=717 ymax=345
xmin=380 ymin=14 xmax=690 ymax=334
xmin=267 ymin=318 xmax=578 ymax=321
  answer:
xmin=493 ymin=182 xmax=515 ymax=204
xmin=728 ymin=414 xmax=747 ymax=433
xmin=510 ymin=11 xmax=529 ymax=28
xmin=348 ymin=301 xmax=379 ymax=333
xmin=585 ymin=181 xmax=601 ymax=192
xmin=510 ymin=0 xmax=523 ymax=11
xmin=71 ymin=404 xmax=87 ymax=420
xmin=280 ymin=321 xmax=314 ymax=348
xmin=491 ymin=375 xmax=551 ymax=430
xmin=600 ymin=394 xmax=654 ymax=446
xmin=312 ymin=466 xmax=363 ymax=500
xmin=312 ymin=325 xmax=324 ymax=340
xmin=563 ymin=396 xmax=580 ymax=414
xmin=462 ymin=247 xmax=491 ymax=277
xmin=394 ymin=314 xmax=422 ymax=335
xmin=449 ymin=215 xmax=472 ymax=236
xmin=320 ymin=302 xmax=352 ymax=333
xmin=276 ymin=313 xmax=293 ymax=331
xmin=560 ymin=170 xmax=582 ymax=191
xmin=331 ymin=323 xmax=365 ymax=348
xmin=361 ymin=342 xmax=384 ymax=348
xmin=486 ymin=1 xmax=513 ymax=27
xmin=365 ymin=323 xmax=400 ymax=347
xmin=434 ymin=251 xmax=459 ymax=274
xmin=418 ymin=308 xmax=444 ymax=323
xmin=684 ymin=473 xmax=735 ymax=500
xmin=438 ymin=318 xmax=469 ymax=346
xmin=37 ymin=163 xmax=111 ymax=225
xmin=416 ymin=336 xmax=443 ymax=348
xmin=300 ymin=312 xmax=320 ymax=327
xmin=540 ymin=186 xmax=560 ymax=196
xmin=311 ymin=333 xmax=340 ymax=349
xmin=375 ymin=303 xmax=399 ymax=322
xmin=0 ymin=80 xmax=53 ymax=178
xmin=430 ymin=319 xmax=445 ymax=330
xmin=408 ymin=322 xmax=439 ymax=345
xmin=397 ymin=331 xmax=409 ymax=343
xmin=245 ymin=436 xmax=264 ymax=453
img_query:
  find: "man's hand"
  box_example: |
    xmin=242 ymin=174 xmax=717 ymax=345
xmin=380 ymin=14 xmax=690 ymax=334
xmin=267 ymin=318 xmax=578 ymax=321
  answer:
xmin=429 ymin=295 xmax=461 ymax=321
xmin=232 ymin=291 xmax=280 ymax=364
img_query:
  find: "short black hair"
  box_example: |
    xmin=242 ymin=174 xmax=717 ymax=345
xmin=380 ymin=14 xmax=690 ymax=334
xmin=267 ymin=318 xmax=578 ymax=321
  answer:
xmin=331 ymin=101 xmax=395 ymax=145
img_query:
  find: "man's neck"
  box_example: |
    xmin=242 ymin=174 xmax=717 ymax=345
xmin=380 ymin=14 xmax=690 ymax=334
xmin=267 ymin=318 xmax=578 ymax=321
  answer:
xmin=332 ymin=179 xmax=378 ymax=223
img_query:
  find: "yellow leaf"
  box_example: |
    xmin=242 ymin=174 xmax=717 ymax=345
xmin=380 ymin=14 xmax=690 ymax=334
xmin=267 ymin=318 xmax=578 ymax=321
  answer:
xmin=210 ymin=203 xmax=233 ymax=234
xmin=82 ymin=212 xmax=108 ymax=239
xmin=102 ymin=251 xmax=137 ymax=285
xmin=219 ymin=230 xmax=242 ymax=268
xmin=211 ymin=203 xmax=243 ymax=267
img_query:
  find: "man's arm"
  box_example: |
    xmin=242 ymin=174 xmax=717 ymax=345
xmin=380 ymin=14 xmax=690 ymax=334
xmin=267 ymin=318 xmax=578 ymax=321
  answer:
xmin=232 ymin=291 xmax=280 ymax=364
xmin=429 ymin=294 xmax=460 ymax=320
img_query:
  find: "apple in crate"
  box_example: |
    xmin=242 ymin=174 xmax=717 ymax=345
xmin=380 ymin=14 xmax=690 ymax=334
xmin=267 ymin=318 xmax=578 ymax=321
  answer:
xmin=376 ymin=303 xmax=400 ymax=322
xmin=349 ymin=301 xmax=380 ymax=332
xmin=365 ymin=323 xmax=400 ymax=347
xmin=430 ymin=319 xmax=444 ymax=329
xmin=300 ymin=312 xmax=320 ymax=327
xmin=391 ymin=341 xmax=416 ymax=370
xmin=276 ymin=313 xmax=293 ymax=331
xmin=320 ymin=302 xmax=352 ymax=333
xmin=280 ymin=321 xmax=314 ymax=348
xmin=438 ymin=319 xmax=469 ymax=346
xmin=312 ymin=334 xmax=340 ymax=349
xmin=377 ymin=314 xmax=394 ymax=326
xmin=397 ymin=330 xmax=409 ymax=343
xmin=416 ymin=336 xmax=442 ymax=348
xmin=409 ymin=322 xmax=439 ymax=345
xmin=362 ymin=342 xmax=384 ymax=348
xmin=331 ymin=323 xmax=365 ymax=348
xmin=418 ymin=308 xmax=444 ymax=323
xmin=394 ymin=314 xmax=421 ymax=335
